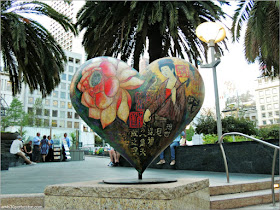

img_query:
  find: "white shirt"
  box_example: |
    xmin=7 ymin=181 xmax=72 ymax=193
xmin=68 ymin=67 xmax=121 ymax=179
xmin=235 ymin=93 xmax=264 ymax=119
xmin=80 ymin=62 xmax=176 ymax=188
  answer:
xmin=10 ymin=140 xmax=23 ymax=154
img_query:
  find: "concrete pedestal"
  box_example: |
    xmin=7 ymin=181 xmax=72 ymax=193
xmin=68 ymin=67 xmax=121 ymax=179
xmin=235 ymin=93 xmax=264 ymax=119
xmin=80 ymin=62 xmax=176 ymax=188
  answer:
xmin=44 ymin=178 xmax=210 ymax=209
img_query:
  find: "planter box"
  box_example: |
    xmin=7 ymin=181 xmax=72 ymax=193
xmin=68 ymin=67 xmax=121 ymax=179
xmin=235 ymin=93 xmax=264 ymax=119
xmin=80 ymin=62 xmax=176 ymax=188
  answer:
xmin=70 ymin=150 xmax=85 ymax=161
xmin=120 ymin=139 xmax=279 ymax=174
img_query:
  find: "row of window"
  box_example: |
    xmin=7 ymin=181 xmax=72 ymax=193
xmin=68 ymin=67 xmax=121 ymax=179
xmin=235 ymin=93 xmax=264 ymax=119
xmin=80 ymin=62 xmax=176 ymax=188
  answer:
xmin=262 ymin=118 xmax=280 ymax=125
xmin=259 ymin=96 xmax=278 ymax=103
xmin=27 ymin=108 xmax=79 ymax=119
xmin=28 ymin=98 xmax=73 ymax=109
xmin=258 ymin=88 xmax=278 ymax=96
xmin=259 ymin=103 xmax=279 ymax=110
xmin=43 ymin=119 xmax=79 ymax=129
xmin=261 ymin=111 xmax=279 ymax=118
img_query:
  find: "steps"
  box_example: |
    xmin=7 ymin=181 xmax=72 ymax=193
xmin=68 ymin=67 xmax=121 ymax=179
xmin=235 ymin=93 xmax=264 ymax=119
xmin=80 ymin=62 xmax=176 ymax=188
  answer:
xmin=210 ymin=179 xmax=280 ymax=209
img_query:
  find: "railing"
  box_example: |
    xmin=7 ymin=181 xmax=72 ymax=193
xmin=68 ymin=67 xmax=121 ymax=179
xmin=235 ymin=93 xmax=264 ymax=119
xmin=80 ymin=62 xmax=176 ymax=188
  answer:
xmin=218 ymin=132 xmax=280 ymax=206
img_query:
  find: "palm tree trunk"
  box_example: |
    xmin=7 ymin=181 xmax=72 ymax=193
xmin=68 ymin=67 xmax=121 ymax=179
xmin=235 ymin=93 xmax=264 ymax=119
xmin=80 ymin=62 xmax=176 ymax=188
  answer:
xmin=148 ymin=23 xmax=163 ymax=63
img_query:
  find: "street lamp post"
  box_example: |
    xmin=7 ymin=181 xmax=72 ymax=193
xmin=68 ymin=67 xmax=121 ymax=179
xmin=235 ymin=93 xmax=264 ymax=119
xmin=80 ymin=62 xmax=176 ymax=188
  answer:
xmin=196 ymin=22 xmax=226 ymax=141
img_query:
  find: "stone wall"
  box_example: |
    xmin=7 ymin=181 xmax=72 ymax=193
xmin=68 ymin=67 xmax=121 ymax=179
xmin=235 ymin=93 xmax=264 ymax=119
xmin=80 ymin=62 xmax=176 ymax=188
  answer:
xmin=120 ymin=139 xmax=279 ymax=174
xmin=1 ymin=133 xmax=25 ymax=170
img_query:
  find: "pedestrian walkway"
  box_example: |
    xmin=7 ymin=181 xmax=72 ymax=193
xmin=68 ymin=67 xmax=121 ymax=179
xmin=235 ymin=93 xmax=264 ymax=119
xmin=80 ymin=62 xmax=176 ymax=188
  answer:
xmin=1 ymin=156 xmax=279 ymax=209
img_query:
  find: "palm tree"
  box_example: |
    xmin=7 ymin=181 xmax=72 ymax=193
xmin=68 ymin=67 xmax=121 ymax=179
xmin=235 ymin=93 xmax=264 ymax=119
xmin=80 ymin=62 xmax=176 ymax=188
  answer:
xmin=231 ymin=1 xmax=279 ymax=77
xmin=1 ymin=0 xmax=77 ymax=97
xmin=76 ymin=1 xmax=228 ymax=70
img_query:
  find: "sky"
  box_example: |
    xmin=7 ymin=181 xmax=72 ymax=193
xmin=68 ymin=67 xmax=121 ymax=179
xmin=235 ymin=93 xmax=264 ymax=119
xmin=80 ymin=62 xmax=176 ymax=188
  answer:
xmin=197 ymin=2 xmax=260 ymax=110
xmin=30 ymin=1 xmax=261 ymax=111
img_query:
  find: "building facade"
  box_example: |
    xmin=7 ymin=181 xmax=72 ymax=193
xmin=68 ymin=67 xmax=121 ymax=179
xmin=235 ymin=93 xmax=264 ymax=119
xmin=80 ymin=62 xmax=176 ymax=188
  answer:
xmin=255 ymin=77 xmax=280 ymax=126
xmin=19 ymin=51 xmax=88 ymax=131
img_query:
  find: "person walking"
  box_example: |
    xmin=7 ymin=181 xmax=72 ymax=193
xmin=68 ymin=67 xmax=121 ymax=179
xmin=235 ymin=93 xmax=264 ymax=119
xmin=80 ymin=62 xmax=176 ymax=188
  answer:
xmin=62 ymin=133 xmax=70 ymax=161
xmin=40 ymin=135 xmax=49 ymax=162
xmin=32 ymin=133 xmax=41 ymax=162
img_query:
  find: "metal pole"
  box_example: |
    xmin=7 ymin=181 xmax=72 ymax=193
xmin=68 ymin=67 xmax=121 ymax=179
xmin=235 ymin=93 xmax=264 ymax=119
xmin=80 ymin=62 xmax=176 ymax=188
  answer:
xmin=209 ymin=40 xmax=222 ymax=140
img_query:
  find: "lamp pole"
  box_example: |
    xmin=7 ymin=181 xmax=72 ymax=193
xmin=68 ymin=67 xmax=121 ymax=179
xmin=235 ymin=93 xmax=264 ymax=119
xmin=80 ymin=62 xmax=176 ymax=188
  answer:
xmin=209 ymin=40 xmax=223 ymax=140
xmin=196 ymin=22 xmax=225 ymax=141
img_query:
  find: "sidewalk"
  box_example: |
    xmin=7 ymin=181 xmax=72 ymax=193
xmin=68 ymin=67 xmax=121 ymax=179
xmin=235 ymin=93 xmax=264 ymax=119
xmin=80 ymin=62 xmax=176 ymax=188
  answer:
xmin=1 ymin=156 xmax=275 ymax=195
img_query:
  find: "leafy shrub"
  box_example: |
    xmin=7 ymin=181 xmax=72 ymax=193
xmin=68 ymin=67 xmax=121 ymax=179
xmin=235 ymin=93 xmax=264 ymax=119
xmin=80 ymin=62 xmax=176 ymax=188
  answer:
xmin=257 ymin=125 xmax=279 ymax=140
xmin=202 ymin=134 xmax=252 ymax=144
xmin=185 ymin=125 xmax=195 ymax=141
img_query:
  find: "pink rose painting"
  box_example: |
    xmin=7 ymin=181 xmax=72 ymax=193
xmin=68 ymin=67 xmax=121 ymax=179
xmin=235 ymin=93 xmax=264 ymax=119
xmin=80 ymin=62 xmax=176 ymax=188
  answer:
xmin=76 ymin=58 xmax=144 ymax=128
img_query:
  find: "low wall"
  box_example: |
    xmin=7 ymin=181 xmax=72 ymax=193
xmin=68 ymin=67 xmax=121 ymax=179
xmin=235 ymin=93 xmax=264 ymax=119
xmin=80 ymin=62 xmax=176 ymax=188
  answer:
xmin=120 ymin=139 xmax=279 ymax=174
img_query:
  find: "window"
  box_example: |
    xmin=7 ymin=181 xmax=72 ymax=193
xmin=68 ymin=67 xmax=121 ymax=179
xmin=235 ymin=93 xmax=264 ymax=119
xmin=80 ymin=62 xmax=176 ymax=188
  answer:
xmin=60 ymin=101 xmax=65 ymax=108
xmin=45 ymin=99 xmax=50 ymax=106
xmin=265 ymin=89 xmax=271 ymax=95
xmin=261 ymin=105 xmax=265 ymax=111
xmin=276 ymin=111 xmax=279 ymax=116
xmin=272 ymin=88 xmax=278 ymax=94
xmin=28 ymin=107 xmax=33 ymax=114
xmin=274 ymin=103 xmax=279 ymax=109
xmin=268 ymin=112 xmax=273 ymax=117
xmin=74 ymin=122 xmax=79 ymax=129
xmin=68 ymin=102 xmax=72 ymax=109
xmin=252 ymin=116 xmax=256 ymax=120
xmin=259 ymin=91 xmax=264 ymax=97
xmin=36 ymin=109 xmax=42 ymax=116
xmin=59 ymin=120 xmax=65 ymax=128
xmin=266 ymin=97 xmax=271 ymax=103
xmin=267 ymin=104 xmax=272 ymax=110
xmin=7 ymin=82 xmax=12 ymax=91
xmin=74 ymin=113 xmax=79 ymax=119
xmin=67 ymin=112 xmax=72 ymax=118
xmin=273 ymin=96 xmax=278 ymax=102
xmin=52 ymin=110 xmax=58 ymax=117
xmin=61 ymin=73 xmax=66 ymax=80
xmin=52 ymin=120 xmax=57 ymax=127
xmin=53 ymin=91 xmax=58 ymax=98
xmin=68 ymin=57 xmax=73 ymax=62
xmin=269 ymin=119 xmax=273 ymax=124
xmin=67 ymin=121 xmax=72 ymax=128
xmin=75 ymin=59 xmax=80 ymax=64
xmin=263 ymin=120 xmax=267 ymax=125
xmin=262 ymin=113 xmax=266 ymax=118
xmin=68 ymin=75 xmax=73 ymax=81
xmin=53 ymin=100 xmax=58 ymax=107
xmin=260 ymin=98 xmax=264 ymax=104
xmin=61 ymin=83 xmax=66 ymax=89
xmin=60 ymin=92 xmax=66 ymax=99
xmin=276 ymin=118 xmax=280 ymax=123
xmin=28 ymin=97 xmax=34 ymax=104
xmin=44 ymin=109 xmax=50 ymax=116
xmin=60 ymin=111 xmax=65 ymax=118
xmin=44 ymin=119 xmax=49 ymax=127
xmin=258 ymin=79 xmax=262 ymax=85
xmin=69 ymin=66 xmax=74 ymax=72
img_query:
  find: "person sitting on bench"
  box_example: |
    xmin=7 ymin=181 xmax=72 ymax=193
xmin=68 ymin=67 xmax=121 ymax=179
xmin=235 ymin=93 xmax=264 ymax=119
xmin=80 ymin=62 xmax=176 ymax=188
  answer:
xmin=10 ymin=135 xmax=36 ymax=165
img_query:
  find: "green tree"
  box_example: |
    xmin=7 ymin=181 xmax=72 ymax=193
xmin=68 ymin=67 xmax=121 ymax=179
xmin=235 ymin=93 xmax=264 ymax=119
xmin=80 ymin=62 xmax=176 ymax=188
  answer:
xmin=1 ymin=0 xmax=77 ymax=97
xmin=195 ymin=115 xmax=257 ymax=136
xmin=76 ymin=1 xmax=228 ymax=70
xmin=231 ymin=1 xmax=279 ymax=77
xmin=1 ymin=98 xmax=28 ymax=130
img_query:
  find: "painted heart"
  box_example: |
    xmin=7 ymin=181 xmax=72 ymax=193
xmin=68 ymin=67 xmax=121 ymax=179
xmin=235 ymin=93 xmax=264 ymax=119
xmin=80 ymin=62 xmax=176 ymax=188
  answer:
xmin=70 ymin=57 xmax=205 ymax=177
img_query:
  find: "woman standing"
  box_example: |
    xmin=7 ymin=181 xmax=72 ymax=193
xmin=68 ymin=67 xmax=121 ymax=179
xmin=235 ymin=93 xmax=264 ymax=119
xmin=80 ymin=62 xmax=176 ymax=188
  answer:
xmin=46 ymin=136 xmax=54 ymax=162
xmin=40 ymin=135 xmax=49 ymax=162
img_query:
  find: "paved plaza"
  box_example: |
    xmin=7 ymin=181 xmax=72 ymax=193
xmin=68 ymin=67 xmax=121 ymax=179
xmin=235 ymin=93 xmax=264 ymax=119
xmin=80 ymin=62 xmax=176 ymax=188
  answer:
xmin=1 ymin=156 xmax=279 ymax=209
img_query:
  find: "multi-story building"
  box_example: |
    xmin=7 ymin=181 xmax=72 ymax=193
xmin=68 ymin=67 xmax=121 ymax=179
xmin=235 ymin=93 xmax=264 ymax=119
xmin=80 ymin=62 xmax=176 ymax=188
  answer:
xmin=19 ymin=51 xmax=87 ymax=131
xmin=48 ymin=0 xmax=85 ymax=57
xmin=255 ymin=77 xmax=280 ymax=126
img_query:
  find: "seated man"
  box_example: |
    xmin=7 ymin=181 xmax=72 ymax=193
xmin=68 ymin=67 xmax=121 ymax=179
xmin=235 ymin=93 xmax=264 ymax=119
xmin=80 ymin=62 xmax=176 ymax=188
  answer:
xmin=23 ymin=140 xmax=33 ymax=161
xmin=108 ymin=148 xmax=120 ymax=167
xmin=10 ymin=135 xmax=36 ymax=165
xmin=157 ymin=131 xmax=186 ymax=166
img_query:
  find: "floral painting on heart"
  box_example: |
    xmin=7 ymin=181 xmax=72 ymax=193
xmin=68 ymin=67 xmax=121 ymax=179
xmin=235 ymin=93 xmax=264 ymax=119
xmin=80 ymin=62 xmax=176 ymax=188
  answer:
xmin=76 ymin=57 xmax=144 ymax=128
xmin=70 ymin=56 xmax=204 ymax=176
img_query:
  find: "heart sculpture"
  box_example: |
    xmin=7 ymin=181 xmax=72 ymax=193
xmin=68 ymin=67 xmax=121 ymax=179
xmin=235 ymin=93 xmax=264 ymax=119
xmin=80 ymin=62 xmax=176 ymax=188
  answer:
xmin=70 ymin=57 xmax=205 ymax=177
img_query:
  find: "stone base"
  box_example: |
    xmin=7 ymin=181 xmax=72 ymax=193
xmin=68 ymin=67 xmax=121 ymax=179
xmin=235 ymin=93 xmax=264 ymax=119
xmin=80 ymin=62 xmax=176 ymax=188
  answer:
xmin=44 ymin=178 xmax=210 ymax=210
